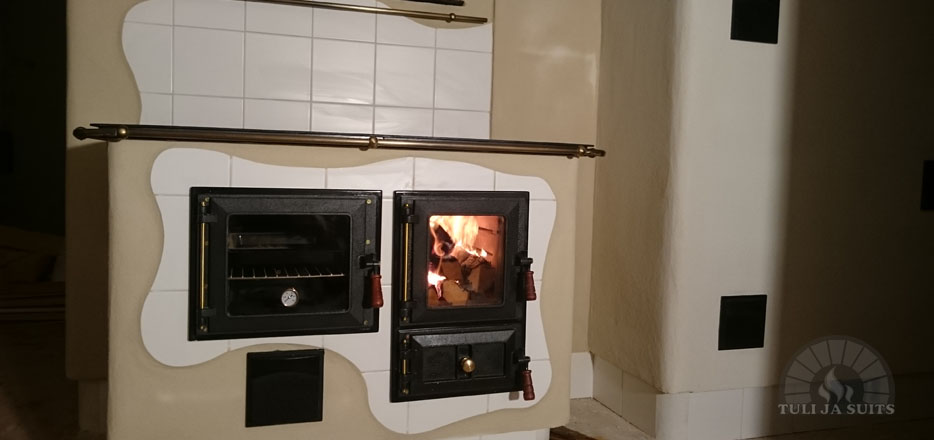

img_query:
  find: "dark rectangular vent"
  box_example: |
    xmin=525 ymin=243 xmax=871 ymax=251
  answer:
xmin=922 ymin=161 xmax=934 ymax=211
xmin=718 ymin=294 xmax=767 ymax=350
xmin=731 ymin=0 xmax=780 ymax=44
xmin=246 ymin=349 xmax=324 ymax=427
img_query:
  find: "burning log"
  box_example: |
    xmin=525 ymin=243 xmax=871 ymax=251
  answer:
xmin=466 ymin=260 xmax=495 ymax=296
xmin=438 ymin=258 xmax=465 ymax=283
xmin=440 ymin=280 xmax=470 ymax=306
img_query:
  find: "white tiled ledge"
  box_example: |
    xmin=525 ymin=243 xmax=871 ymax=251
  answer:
xmin=143 ymin=149 xmax=555 ymax=433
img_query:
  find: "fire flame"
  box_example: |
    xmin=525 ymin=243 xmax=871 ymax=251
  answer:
xmin=427 ymin=271 xmax=446 ymax=298
xmin=427 ymin=215 xmax=490 ymax=296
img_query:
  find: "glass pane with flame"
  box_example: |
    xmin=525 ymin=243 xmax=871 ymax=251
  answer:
xmin=427 ymin=215 xmax=505 ymax=308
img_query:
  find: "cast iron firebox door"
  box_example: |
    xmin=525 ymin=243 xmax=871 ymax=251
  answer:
xmin=390 ymin=191 xmax=537 ymax=402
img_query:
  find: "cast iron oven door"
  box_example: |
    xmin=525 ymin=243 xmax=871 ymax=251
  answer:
xmin=189 ymin=187 xmax=382 ymax=341
xmin=390 ymin=191 xmax=536 ymax=402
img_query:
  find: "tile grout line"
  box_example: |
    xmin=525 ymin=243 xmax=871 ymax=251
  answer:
xmin=241 ymin=4 xmax=247 ymax=129
xmin=371 ymin=12 xmax=378 ymax=134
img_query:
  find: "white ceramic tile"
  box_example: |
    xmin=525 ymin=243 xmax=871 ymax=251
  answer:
xmin=741 ymin=386 xmax=792 ymax=439
xmin=174 ymin=0 xmax=244 ymax=30
xmin=311 ymin=103 xmax=373 ymax=134
xmin=362 ymin=371 xmax=409 ymax=433
xmin=433 ymin=110 xmax=490 ymax=139
xmin=125 ymin=0 xmax=173 ymax=25
xmin=376 ymin=13 xmax=435 ymax=47
xmin=413 ymin=158 xmax=494 ymax=190
xmin=435 ymin=49 xmax=492 ymax=111
xmin=173 ymin=95 xmax=243 ymax=128
xmin=593 ymin=355 xmax=623 ymax=415
xmin=141 ymin=291 xmax=229 ymax=366
xmin=173 ymin=27 xmax=243 ymax=97
xmin=488 ymin=360 xmax=551 ymax=411
xmin=656 ymin=393 xmax=690 ymax=440
xmin=151 ymin=196 xmax=190 ymax=291
xmin=151 ymin=148 xmax=231 ymax=195
xmin=375 ymin=45 xmax=434 ymax=108
xmin=380 ymin=199 xmax=393 ymax=278
xmin=494 ymin=172 xmax=555 ymax=201
xmin=244 ymin=99 xmax=311 ymax=131
xmin=687 ymin=389 xmax=743 ymax=440
xmin=570 ymin=352 xmax=594 ymax=399
xmin=313 ymin=0 xmax=376 ymax=42
xmin=481 ymin=430 xmax=550 ymax=440
xmin=245 ymin=33 xmax=311 ymax=100
xmin=230 ymin=156 xmax=325 ymax=188
xmin=228 ymin=335 xmax=323 ymax=351
xmin=246 ymin=1 xmax=313 ymax=36
xmin=374 ymin=107 xmax=432 ymax=136
xmin=327 ymin=157 xmax=413 ymax=195
xmin=436 ymin=23 xmax=493 ymax=52
xmin=123 ymin=22 xmax=173 ymax=93
xmin=525 ymin=299 xmax=549 ymax=361
xmin=443 ymin=437 xmax=480 ymax=440
xmin=140 ymin=93 xmax=173 ymax=125
xmin=321 ymin=284 xmax=390 ymax=373
xmin=407 ymin=394 xmax=487 ymax=434
xmin=312 ymin=39 xmax=375 ymax=104
xmin=527 ymin=201 xmax=556 ymax=276
xmin=621 ymin=371 xmax=658 ymax=436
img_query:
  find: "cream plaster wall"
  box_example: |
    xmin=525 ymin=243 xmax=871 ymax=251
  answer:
xmin=66 ymin=0 xmax=602 ymax=435
xmin=590 ymin=0 xmax=677 ymax=391
xmin=663 ymin=0 xmax=797 ymax=392
xmin=594 ymin=0 xmax=933 ymax=400
xmin=490 ymin=0 xmax=600 ymax=354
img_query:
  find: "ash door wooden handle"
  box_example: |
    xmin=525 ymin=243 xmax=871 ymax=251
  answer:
xmin=521 ymin=370 xmax=535 ymax=401
xmin=370 ymin=273 xmax=384 ymax=308
xmin=524 ymin=271 xmax=537 ymax=301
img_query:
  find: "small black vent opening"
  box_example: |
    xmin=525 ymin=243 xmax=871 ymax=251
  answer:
xmin=731 ymin=0 xmax=780 ymax=44
xmin=718 ymin=294 xmax=767 ymax=350
xmin=922 ymin=160 xmax=934 ymax=211
xmin=246 ymin=349 xmax=324 ymax=427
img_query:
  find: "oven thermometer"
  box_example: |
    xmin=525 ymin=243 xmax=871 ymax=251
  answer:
xmin=281 ymin=288 xmax=299 ymax=307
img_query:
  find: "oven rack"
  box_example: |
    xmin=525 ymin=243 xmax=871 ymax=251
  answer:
xmin=228 ymin=265 xmax=345 ymax=280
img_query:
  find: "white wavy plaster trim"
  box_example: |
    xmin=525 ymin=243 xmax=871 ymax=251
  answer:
xmin=142 ymin=149 xmax=554 ymax=433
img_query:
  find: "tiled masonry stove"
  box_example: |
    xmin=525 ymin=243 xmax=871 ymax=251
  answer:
xmin=69 ymin=0 xmax=606 ymax=437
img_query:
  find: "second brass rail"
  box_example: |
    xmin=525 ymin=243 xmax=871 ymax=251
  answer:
xmin=241 ymin=0 xmax=487 ymax=24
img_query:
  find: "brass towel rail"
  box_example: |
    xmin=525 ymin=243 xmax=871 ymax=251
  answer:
xmin=73 ymin=124 xmax=606 ymax=158
xmin=241 ymin=0 xmax=487 ymax=24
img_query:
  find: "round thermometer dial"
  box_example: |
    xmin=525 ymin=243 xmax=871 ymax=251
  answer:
xmin=281 ymin=288 xmax=299 ymax=308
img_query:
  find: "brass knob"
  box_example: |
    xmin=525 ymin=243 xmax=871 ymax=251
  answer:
xmin=460 ymin=357 xmax=476 ymax=373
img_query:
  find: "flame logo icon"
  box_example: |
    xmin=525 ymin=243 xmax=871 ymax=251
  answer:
xmin=817 ymin=367 xmax=855 ymax=404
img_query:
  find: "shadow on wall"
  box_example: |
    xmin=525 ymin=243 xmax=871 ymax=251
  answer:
xmin=0 ymin=0 xmax=66 ymax=235
xmin=775 ymin=0 xmax=934 ymax=414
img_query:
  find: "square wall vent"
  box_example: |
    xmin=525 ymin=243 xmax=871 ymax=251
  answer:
xmin=731 ymin=0 xmax=781 ymax=44
xmin=718 ymin=294 xmax=767 ymax=350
